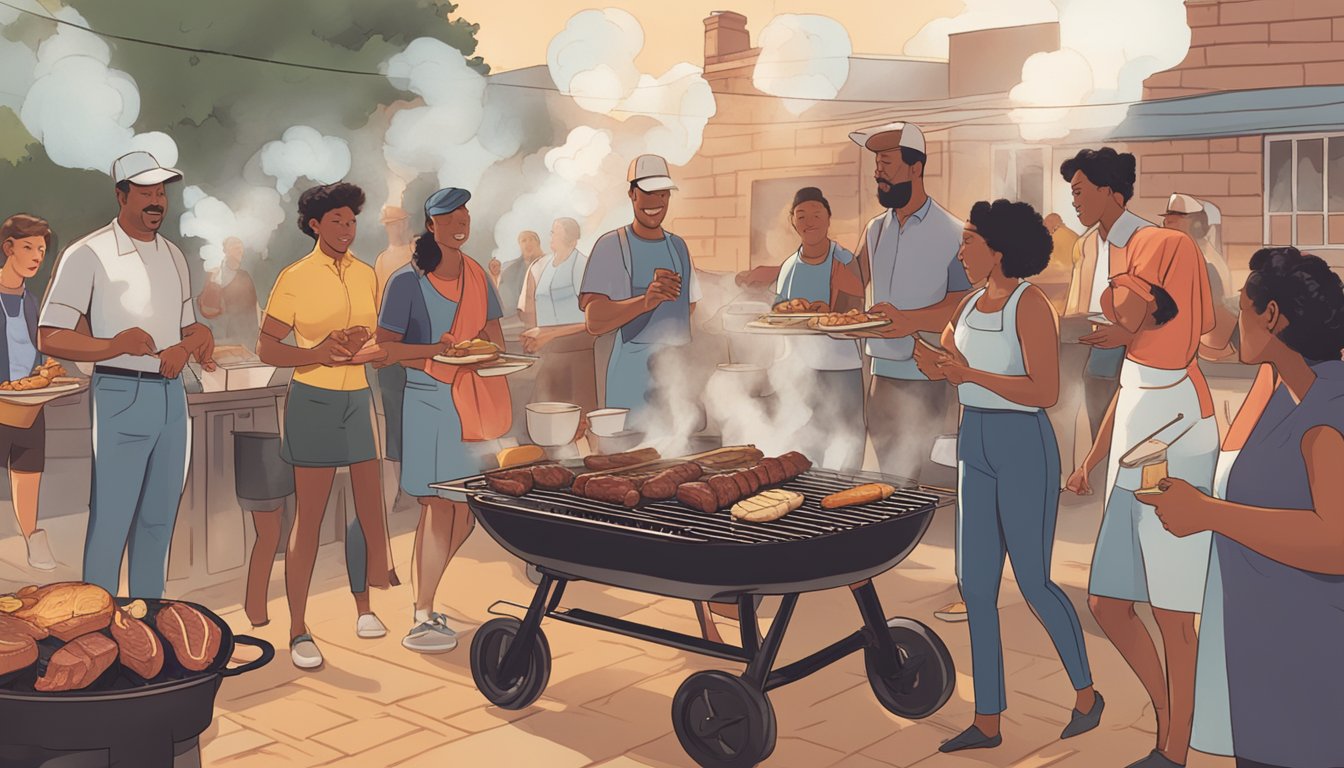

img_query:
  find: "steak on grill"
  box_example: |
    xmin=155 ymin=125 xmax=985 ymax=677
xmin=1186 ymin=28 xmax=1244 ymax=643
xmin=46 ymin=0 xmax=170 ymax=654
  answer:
xmin=530 ymin=463 xmax=575 ymax=491
xmin=34 ymin=632 xmax=117 ymax=692
xmin=110 ymin=609 xmax=164 ymax=680
xmin=485 ymin=467 xmax=534 ymax=496
xmin=582 ymin=475 xmax=641 ymax=507
xmin=673 ymin=454 xmax=813 ymax=513
xmin=675 ymin=481 xmax=718 ymax=514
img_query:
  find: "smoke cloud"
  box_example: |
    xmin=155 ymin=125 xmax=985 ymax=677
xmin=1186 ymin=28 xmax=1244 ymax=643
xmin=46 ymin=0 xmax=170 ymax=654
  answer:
xmin=256 ymin=126 xmax=352 ymax=196
xmin=1009 ymin=0 xmax=1191 ymax=140
xmin=12 ymin=3 xmax=177 ymax=173
xmin=179 ymin=185 xmax=286 ymax=271
xmin=752 ymin=14 xmax=852 ymax=115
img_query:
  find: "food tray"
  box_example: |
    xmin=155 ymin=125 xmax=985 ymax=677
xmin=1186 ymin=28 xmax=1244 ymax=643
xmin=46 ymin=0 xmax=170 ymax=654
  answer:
xmin=0 ymin=378 xmax=85 ymax=403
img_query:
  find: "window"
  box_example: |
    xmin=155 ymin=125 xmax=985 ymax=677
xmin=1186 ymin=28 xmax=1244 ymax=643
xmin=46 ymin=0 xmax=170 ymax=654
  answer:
xmin=1264 ymin=133 xmax=1344 ymax=249
xmin=992 ymin=145 xmax=1046 ymax=214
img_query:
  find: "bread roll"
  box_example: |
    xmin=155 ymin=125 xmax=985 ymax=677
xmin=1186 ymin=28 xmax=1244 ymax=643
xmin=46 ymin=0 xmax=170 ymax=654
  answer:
xmin=731 ymin=490 xmax=804 ymax=523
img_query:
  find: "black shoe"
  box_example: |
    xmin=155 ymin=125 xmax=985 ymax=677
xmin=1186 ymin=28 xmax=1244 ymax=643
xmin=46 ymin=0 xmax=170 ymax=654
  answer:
xmin=938 ymin=725 xmax=1003 ymax=753
xmin=1061 ymin=691 xmax=1105 ymax=738
xmin=1125 ymin=750 xmax=1184 ymax=768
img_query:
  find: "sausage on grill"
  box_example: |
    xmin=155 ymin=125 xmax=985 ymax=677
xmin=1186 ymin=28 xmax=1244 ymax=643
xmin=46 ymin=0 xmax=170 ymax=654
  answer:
xmin=779 ymin=451 xmax=812 ymax=477
xmin=730 ymin=471 xmax=755 ymax=498
xmin=531 ymin=463 xmax=576 ymax=491
xmin=642 ymin=462 xmax=703 ymax=500
xmin=485 ymin=468 xmax=533 ymax=496
xmin=761 ymin=458 xmax=787 ymax=485
xmin=582 ymin=475 xmax=641 ymax=507
xmin=583 ymin=448 xmax=660 ymax=471
xmin=676 ymin=481 xmax=718 ymax=513
xmin=706 ymin=474 xmax=738 ymax=506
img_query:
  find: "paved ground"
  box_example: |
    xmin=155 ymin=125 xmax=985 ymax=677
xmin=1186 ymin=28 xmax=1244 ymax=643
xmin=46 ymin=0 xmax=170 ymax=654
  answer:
xmin=149 ymin=487 xmax=1236 ymax=768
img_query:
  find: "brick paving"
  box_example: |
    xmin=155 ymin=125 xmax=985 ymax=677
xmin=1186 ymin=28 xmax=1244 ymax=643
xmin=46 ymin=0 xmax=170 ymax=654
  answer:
xmin=180 ymin=490 xmax=1237 ymax=768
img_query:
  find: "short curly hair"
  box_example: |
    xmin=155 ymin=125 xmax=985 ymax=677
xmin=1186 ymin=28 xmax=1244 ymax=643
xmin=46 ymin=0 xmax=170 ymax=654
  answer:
xmin=967 ymin=199 xmax=1053 ymax=279
xmin=296 ymin=182 xmax=365 ymax=239
xmin=1244 ymin=246 xmax=1344 ymax=362
xmin=1060 ymin=147 xmax=1137 ymax=203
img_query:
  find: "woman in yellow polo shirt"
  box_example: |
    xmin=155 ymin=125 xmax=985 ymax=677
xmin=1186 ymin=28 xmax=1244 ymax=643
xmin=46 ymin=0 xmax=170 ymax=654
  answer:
xmin=258 ymin=182 xmax=392 ymax=670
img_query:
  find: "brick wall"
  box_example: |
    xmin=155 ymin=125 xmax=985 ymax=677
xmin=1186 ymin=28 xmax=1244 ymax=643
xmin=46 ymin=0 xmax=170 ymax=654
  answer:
xmin=1144 ymin=0 xmax=1344 ymax=99
xmin=1128 ymin=135 xmax=1265 ymax=278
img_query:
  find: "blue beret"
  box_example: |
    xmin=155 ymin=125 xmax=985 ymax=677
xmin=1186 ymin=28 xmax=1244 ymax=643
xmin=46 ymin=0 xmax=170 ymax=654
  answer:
xmin=424 ymin=187 xmax=471 ymax=217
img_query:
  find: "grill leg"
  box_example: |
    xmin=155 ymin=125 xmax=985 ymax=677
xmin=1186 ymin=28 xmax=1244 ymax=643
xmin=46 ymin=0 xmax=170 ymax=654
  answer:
xmin=738 ymin=595 xmax=760 ymax=657
xmin=851 ymin=580 xmax=899 ymax=677
xmin=500 ymin=574 xmax=561 ymax=683
xmin=743 ymin=593 xmax=797 ymax=688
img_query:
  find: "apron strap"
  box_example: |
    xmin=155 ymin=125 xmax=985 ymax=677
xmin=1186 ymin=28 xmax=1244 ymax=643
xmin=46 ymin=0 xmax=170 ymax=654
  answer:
xmin=617 ymin=225 xmax=654 ymax=343
xmin=1188 ymin=359 xmax=1215 ymax=420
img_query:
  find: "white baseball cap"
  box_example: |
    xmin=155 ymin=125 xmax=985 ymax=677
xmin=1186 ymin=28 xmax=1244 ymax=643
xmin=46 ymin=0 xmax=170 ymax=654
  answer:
xmin=627 ymin=154 xmax=678 ymax=193
xmin=848 ymin=121 xmax=926 ymax=155
xmin=111 ymin=151 xmax=182 ymax=186
xmin=1164 ymin=193 xmax=1204 ymax=215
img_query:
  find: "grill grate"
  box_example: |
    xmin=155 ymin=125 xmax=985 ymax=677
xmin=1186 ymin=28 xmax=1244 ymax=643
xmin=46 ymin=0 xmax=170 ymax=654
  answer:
xmin=459 ymin=469 xmax=941 ymax=544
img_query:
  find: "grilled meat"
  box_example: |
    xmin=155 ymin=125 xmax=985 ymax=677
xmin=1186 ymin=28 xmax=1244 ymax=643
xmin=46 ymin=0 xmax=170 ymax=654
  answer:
xmin=530 ymin=462 xmax=575 ymax=491
xmin=34 ymin=632 xmax=117 ymax=692
xmin=583 ymin=447 xmax=660 ymax=471
xmin=821 ymin=483 xmax=896 ymax=510
xmin=110 ymin=608 xmax=165 ymax=680
xmin=155 ymin=603 xmax=222 ymax=672
xmin=779 ymin=451 xmax=813 ymax=475
xmin=6 ymin=582 xmax=114 ymax=642
xmin=675 ymin=481 xmax=719 ymax=514
xmin=761 ymin=457 xmax=787 ymax=485
xmin=485 ymin=467 xmax=534 ymax=496
xmin=642 ymin=462 xmax=703 ymax=500
xmin=581 ymin=475 xmax=641 ymax=507
xmin=0 ymin=613 xmax=45 ymax=676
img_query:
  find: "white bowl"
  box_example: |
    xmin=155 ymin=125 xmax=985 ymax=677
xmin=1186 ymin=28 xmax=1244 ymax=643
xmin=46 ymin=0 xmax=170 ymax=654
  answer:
xmin=586 ymin=407 xmax=630 ymax=437
xmin=588 ymin=429 xmax=645 ymax=455
xmin=525 ymin=402 xmax=581 ymax=447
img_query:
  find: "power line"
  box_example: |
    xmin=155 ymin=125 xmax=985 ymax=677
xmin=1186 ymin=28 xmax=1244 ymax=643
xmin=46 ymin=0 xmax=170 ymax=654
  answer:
xmin=0 ymin=0 xmax=1155 ymax=115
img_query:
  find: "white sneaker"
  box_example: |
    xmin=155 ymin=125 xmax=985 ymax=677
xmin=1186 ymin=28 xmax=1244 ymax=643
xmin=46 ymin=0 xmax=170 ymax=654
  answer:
xmin=25 ymin=529 xmax=56 ymax=571
xmin=356 ymin=613 xmax=387 ymax=639
xmin=290 ymin=634 xmax=324 ymax=669
xmin=402 ymin=612 xmax=458 ymax=653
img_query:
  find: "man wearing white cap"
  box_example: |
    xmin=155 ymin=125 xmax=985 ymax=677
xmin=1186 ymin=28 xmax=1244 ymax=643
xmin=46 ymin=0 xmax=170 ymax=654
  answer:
xmin=580 ymin=154 xmax=701 ymax=425
xmin=39 ymin=151 xmax=216 ymax=597
xmin=847 ymin=121 xmax=970 ymax=484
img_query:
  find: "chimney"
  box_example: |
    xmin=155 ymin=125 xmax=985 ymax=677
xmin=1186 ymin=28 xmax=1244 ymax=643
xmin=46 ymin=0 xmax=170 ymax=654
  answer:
xmin=704 ymin=11 xmax=750 ymax=64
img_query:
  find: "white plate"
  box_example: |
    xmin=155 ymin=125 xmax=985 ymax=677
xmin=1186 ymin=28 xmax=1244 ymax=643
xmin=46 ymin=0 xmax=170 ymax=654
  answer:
xmin=0 ymin=379 xmax=85 ymax=403
xmin=432 ymin=351 xmax=501 ymax=365
xmin=744 ymin=320 xmax=819 ymax=336
xmin=476 ymin=355 xmax=537 ymax=378
xmin=816 ymin=319 xmax=891 ymax=334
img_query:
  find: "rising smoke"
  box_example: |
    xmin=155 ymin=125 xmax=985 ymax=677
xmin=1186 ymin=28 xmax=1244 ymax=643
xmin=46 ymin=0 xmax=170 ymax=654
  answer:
xmin=752 ymin=14 xmax=852 ymax=115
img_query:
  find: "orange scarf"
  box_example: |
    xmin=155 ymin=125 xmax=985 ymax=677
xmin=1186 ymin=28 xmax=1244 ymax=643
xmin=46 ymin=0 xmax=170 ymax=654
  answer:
xmin=422 ymin=257 xmax=512 ymax=441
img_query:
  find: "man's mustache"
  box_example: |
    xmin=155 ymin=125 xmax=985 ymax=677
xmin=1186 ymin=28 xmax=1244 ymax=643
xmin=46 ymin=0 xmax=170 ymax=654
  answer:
xmin=876 ymin=177 xmax=893 ymax=187
xmin=142 ymin=206 xmax=165 ymax=215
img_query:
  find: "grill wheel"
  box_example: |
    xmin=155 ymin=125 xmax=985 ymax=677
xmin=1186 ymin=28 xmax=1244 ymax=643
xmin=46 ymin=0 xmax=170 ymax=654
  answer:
xmin=469 ymin=618 xmax=551 ymax=710
xmin=672 ymin=671 xmax=776 ymax=768
xmin=864 ymin=618 xmax=956 ymax=719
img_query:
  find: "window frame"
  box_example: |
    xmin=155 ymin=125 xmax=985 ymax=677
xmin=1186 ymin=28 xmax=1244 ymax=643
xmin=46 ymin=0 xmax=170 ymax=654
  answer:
xmin=1262 ymin=132 xmax=1344 ymax=252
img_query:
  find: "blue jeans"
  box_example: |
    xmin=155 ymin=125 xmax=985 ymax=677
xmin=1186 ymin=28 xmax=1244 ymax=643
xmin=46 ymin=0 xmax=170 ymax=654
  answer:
xmin=86 ymin=373 xmax=189 ymax=598
xmin=957 ymin=407 xmax=1093 ymax=715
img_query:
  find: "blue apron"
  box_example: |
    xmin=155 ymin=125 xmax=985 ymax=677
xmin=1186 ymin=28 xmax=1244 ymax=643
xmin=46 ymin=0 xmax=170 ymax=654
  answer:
xmin=605 ymin=227 xmax=691 ymax=422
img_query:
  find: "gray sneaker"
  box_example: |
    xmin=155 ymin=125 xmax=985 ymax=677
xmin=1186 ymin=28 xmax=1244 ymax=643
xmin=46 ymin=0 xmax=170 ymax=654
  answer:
xmin=402 ymin=612 xmax=458 ymax=653
xmin=25 ymin=529 xmax=57 ymax=571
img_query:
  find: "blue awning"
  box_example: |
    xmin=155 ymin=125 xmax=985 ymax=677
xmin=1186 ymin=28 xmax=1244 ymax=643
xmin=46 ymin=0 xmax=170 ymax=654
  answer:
xmin=1110 ymin=85 xmax=1344 ymax=141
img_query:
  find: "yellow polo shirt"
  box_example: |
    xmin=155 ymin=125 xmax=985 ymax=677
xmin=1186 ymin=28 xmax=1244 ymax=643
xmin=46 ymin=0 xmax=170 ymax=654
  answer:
xmin=265 ymin=247 xmax=378 ymax=391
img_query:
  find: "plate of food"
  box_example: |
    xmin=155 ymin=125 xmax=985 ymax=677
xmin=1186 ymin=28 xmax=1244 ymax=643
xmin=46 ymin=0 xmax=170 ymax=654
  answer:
xmin=0 ymin=360 xmax=82 ymax=399
xmin=809 ymin=310 xmax=891 ymax=334
xmin=769 ymin=298 xmax=831 ymax=317
xmin=432 ymin=338 xmax=503 ymax=365
xmin=744 ymin=319 xmax=818 ymax=335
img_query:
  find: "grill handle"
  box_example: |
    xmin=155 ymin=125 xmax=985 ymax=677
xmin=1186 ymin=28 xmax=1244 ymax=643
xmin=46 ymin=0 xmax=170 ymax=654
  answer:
xmin=220 ymin=635 xmax=275 ymax=677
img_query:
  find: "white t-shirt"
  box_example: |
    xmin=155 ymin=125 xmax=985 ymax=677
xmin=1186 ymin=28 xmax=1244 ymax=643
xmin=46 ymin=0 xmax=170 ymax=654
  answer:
xmin=41 ymin=220 xmax=195 ymax=373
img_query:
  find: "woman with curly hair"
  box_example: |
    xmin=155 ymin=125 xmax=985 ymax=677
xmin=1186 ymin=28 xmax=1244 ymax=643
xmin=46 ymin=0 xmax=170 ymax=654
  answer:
xmin=1150 ymin=247 xmax=1344 ymax=768
xmin=915 ymin=199 xmax=1099 ymax=752
xmin=258 ymin=182 xmax=392 ymax=669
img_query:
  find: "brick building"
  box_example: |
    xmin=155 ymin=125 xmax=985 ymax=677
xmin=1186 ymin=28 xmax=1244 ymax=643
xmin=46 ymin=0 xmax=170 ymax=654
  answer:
xmin=669 ymin=0 xmax=1344 ymax=290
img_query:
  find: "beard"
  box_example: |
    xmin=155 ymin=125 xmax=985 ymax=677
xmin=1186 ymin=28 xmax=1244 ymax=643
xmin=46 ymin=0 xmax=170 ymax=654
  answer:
xmin=876 ymin=180 xmax=913 ymax=210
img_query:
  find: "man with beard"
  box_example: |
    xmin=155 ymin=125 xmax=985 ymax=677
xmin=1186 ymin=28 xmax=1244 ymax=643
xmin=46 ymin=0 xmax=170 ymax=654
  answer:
xmin=39 ymin=151 xmax=216 ymax=597
xmin=848 ymin=123 xmax=970 ymax=476
xmin=845 ymin=122 xmax=971 ymax=622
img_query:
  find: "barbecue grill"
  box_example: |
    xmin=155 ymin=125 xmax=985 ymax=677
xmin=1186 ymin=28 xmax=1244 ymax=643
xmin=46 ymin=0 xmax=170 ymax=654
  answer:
xmin=437 ymin=464 xmax=957 ymax=768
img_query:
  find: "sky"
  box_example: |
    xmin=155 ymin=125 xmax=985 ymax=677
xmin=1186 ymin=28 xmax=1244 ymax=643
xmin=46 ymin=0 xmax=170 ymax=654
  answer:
xmin=462 ymin=0 xmax=967 ymax=74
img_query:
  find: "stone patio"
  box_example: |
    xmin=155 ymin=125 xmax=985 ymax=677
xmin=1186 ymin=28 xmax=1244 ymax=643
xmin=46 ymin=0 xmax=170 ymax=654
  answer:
xmin=156 ymin=488 xmax=1238 ymax=768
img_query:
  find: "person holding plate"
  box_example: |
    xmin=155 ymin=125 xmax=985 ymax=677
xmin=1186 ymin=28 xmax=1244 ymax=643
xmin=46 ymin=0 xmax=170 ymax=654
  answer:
xmin=914 ymin=200 xmax=1099 ymax=753
xmin=1062 ymin=148 xmax=1217 ymax=768
xmin=1149 ymin=247 xmax=1344 ymax=768
xmin=258 ymin=181 xmax=392 ymax=669
xmin=376 ymin=187 xmax=511 ymax=654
